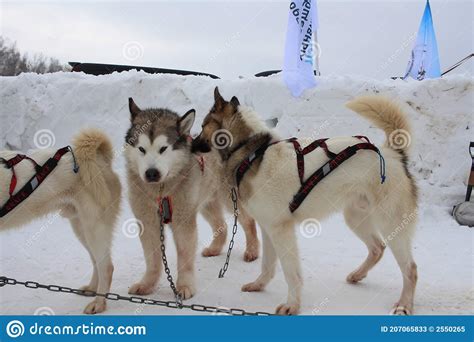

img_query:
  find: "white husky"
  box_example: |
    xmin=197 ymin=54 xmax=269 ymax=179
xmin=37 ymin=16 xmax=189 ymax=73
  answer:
xmin=0 ymin=128 xmax=121 ymax=314
xmin=192 ymin=88 xmax=418 ymax=315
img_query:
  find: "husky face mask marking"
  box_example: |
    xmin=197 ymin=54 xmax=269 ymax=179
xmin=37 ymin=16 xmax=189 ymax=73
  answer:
xmin=191 ymin=87 xmax=240 ymax=154
xmin=125 ymin=97 xmax=195 ymax=184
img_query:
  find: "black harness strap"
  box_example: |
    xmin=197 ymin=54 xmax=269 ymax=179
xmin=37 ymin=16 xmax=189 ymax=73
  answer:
xmin=235 ymin=138 xmax=293 ymax=188
xmin=234 ymin=136 xmax=385 ymax=214
xmin=0 ymin=146 xmax=78 ymax=218
xmin=289 ymin=142 xmax=384 ymax=212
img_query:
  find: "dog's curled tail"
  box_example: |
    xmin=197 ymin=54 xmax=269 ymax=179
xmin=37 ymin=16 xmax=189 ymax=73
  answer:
xmin=72 ymin=128 xmax=114 ymax=208
xmin=346 ymin=96 xmax=412 ymax=153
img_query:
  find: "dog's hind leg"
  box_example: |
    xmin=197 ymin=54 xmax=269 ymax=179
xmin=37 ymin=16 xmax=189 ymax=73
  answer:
xmin=80 ymin=221 xmax=114 ymax=315
xmin=343 ymin=201 xmax=385 ymax=283
xmin=380 ymin=219 xmax=417 ymax=315
xmin=201 ymin=200 xmax=227 ymax=257
xmin=70 ymin=217 xmax=99 ymax=292
xmin=242 ymin=228 xmax=276 ymax=292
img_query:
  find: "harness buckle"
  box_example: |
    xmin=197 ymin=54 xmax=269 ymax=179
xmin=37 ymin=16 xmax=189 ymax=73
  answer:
xmin=158 ymin=196 xmax=173 ymax=224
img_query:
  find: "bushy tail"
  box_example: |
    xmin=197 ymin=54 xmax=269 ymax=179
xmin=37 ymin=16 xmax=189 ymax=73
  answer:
xmin=346 ymin=96 xmax=412 ymax=152
xmin=72 ymin=128 xmax=114 ymax=207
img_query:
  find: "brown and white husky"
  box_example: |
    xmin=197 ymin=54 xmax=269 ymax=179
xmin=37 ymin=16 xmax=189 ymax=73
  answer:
xmin=192 ymin=88 xmax=418 ymax=315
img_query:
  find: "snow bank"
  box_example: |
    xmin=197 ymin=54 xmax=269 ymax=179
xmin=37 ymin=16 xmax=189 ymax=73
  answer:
xmin=1 ymin=71 xmax=473 ymax=315
xmin=1 ymin=71 xmax=472 ymax=207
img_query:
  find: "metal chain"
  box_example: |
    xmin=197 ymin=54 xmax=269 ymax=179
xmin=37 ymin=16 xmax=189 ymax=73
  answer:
xmin=158 ymin=204 xmax=183 ymax=307
xmin=0 ymin=276 xmax=271 ymax=315
xmin=219 ymin=187 xmax=239 ymax=278
xmin=0 ymin=191 xmax=272 ymax=315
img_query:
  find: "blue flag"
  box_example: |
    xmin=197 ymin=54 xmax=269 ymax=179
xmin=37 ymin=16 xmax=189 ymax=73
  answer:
xmin=283 ymin=0 xmax=319 ymax=97
xmin=404 ymin=0 xmax=441 ymax=80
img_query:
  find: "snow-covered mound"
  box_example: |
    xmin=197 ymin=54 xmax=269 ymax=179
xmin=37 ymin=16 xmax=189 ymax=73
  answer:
xmin=1 ymin=71 xmax=472 ymax=206
xmin=0 ymin=72 xmax=472 ymax=315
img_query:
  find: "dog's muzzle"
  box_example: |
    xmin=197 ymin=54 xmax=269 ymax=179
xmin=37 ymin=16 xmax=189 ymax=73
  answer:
xmin=145 ymin=168 xmax=161 ymax=183
xmin=191 ymin=137 xmax=211 ymax=153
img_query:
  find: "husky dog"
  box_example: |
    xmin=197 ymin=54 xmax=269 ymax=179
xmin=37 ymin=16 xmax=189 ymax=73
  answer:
xmin=0 ymin=128 xmax=121 ymax=314
xmin=192 ymin=88 xmax=418 ymax=315
xmin=124 ymin=98 xmax=259 ymax=299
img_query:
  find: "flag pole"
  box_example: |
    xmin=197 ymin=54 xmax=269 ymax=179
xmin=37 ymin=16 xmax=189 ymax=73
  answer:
xmin=313 ymin=30 xmax=320 ymax=76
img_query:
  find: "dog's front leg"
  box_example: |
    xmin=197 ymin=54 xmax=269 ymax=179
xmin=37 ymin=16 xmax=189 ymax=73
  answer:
xmin=270 ymin=224 xmax=302 ymax=315
xmin=129 ymin=216 xmax=163 ymax=296
xmin=242 ymin=228 xmax=276 ymax=292
xmin=172 ymin=217 xmax=197 ymax=300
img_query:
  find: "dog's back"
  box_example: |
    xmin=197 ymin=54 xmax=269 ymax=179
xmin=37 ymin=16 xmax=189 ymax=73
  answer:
xmin=0 ymin=128 xmax=121 ymax=230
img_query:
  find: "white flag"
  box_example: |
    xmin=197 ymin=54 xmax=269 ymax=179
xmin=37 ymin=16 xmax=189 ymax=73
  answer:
xmin=283 ymin=0 xmax=319 ymax=97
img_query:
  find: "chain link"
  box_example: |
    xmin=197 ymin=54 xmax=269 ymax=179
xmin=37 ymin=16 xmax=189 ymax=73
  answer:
xmin=0 ymin=189 xmax=273 ymax=316
xmin=0 ymin=276 xmax=272 ymax=315
xmin=219 ymin=187 xmax=239 ymax=278
xmin=158 ymin=200 xmax=183 ymax=307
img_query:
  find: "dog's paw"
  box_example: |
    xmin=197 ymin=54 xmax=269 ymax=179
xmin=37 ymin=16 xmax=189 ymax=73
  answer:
xmin=202 ymin=246 xmax=221 ymax=257
xmin=241 ymin=281 xmax=264 ymax=292
xmin=177 ymin=285 xmax=195 ymax=300
xmin=128 ymin=282 xmax=155 ymax=296
xmin=346 ymin=270 xmax=366 ymax=284
xmin=390 ymin=304 xmax=411 ymax=315
xmin=243 ymin=247 xmax=259 ymax=262
xmin=83 ymin=299 xmax=106 ymax=315
xmin=275 ymin=303 xmax=300 ymax=315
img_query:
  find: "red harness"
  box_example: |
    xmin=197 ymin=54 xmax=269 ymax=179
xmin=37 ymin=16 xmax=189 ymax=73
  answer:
xmin=235 ymin=136 xmax=385 ymax=213
xmin=0 ymin=146 xmax=78 ymax=218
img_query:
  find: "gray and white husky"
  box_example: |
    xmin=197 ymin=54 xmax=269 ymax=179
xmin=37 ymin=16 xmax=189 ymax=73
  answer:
xmin=124 ymin=98 xmax=259 ymax=299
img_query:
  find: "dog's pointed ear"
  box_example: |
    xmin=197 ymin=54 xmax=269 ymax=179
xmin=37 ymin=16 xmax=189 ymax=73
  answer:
xmin=129 ymin=98 xmax=141 ymax=121
xmin=178 ymin=109 xmax=196 ymax=136
xmin=230 ymin=96 xmax=240 ymax=110
xmin=214 ymin=86 xmax=225 ymax=111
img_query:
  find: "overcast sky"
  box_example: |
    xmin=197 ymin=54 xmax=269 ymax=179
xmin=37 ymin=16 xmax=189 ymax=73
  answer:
xmin=1 ymin=0 xmax=472 ymax=79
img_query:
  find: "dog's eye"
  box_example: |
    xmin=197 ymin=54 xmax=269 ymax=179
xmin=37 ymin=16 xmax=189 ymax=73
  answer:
xmin=138 ymin=146 xmax=146 ymax=154
xmin=159 ymin=146 xmax=168 ymax=154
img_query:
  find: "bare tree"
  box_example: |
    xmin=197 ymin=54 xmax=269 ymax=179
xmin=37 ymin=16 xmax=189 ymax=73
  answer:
xmin=0 ymin=36 xmax=66 ymax=76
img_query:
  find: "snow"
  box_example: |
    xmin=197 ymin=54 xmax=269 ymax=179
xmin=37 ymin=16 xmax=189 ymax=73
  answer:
xmin=0 ymin=71 xmax=473 ymax=315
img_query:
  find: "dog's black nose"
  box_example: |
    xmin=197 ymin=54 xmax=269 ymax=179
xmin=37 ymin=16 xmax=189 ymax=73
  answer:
xmin=145 ymin=168 xmax=161 ymax=182
xmin=191 ymin=138 xmax=211 ymax=153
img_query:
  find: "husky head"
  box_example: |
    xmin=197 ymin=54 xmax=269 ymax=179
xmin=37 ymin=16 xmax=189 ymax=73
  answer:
xmin=191 ymin=87 xmax=240 ymax=156
xmin=125 ymin=98 xmax=195 ymax=184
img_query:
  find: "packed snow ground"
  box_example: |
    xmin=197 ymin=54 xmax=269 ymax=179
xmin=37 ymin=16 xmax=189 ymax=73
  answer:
xmin=0 ymin=71 xmax=472 ymax=315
